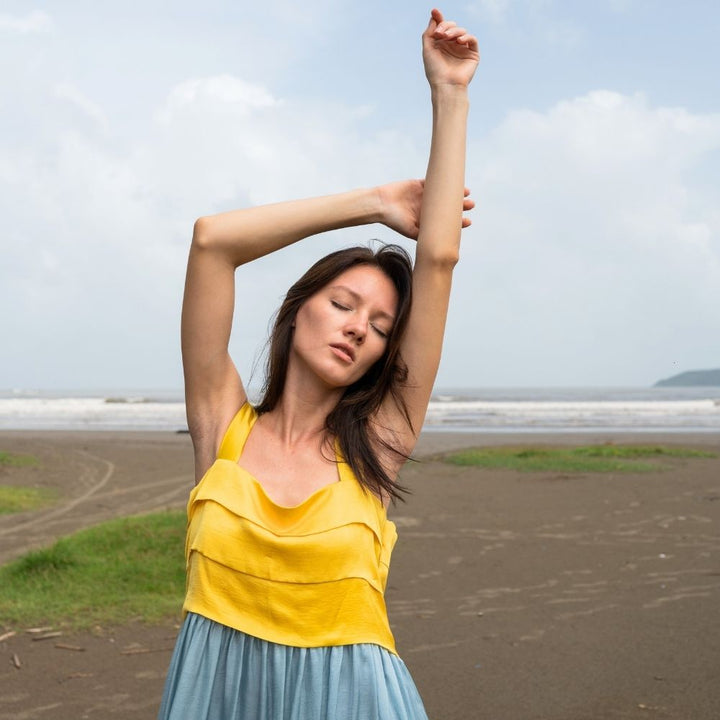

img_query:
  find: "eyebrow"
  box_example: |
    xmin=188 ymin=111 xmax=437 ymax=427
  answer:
xmin=329 ymin=285 xmax=396 ymax=323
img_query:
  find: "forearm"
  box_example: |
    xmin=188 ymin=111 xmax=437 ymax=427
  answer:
xmin=193 ymin=187 xmax=383 ymax=267
xmin=416 ymin=84 xmax=470 ymax=265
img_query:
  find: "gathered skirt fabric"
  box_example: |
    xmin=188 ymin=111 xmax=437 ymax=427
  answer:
xmin=157 ymin=613 xmax=429 ymax=720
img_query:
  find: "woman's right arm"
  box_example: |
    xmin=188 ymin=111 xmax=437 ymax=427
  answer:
xmin=182 ymin=188 xmax=384 ymax=481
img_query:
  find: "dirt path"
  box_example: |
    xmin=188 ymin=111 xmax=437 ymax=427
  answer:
xmin=0 ymin=432 xmax=194 ymax=565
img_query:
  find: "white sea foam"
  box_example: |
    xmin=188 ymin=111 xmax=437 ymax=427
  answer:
xmin=1 ymin=388 xmax=718 ymax=432
xmin=0 ymin=396 xmax=187 ymax=431
xmin=424 ymin=398 xmax=720 ymax=431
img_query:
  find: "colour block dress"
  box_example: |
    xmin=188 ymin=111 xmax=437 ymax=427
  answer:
xmin=157 ymin=403 xmax=428 ymax=720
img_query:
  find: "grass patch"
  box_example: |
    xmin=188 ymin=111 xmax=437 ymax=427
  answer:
xmin=0 ymin=451 xmax=39 ymax=468
xmin=443 ymin=445 xmax=716 ymax=473
xmin=0 ymin=485 xmax=57 ymax=515
xmin=0 ymin=511 xmax=187 ymax=629
xmin=569 ymin=445 xmax=716 ymax=459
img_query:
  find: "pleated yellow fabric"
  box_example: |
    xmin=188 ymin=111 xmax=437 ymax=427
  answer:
xmin=182 ymin=403 xmax=399 ymax=654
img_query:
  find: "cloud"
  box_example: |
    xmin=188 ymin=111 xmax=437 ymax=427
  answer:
xmin=3 ymin=0 xmax=718 ymax=392
xmin=146 ymin=74 xmax=421 ymax=209
xmin=0 ymin=10 xmax=52 ymax=33
xmin=451 ymin=90 xmax=720 ymax=385
xmin=156 ymin=76 xmax=281 ymax=125
xmin=0 ymin=72 xmax=423 ymax=389
xmin=468 ymin=0 xmax=584 ymax=48
xmin=54 ymin=83 xmax=110 ymax=134
xmin=5 ymin=77 xmax=719 ymax=388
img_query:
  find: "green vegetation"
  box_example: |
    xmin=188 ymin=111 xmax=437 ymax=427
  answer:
xmin=0 ymin=452 xmax=55 ymax=514
xmin=654 ymin=368 xmax=720 ymax=387
xmin=0 ymin=511 xmax=186 ymax=629
xmin=565 ymin=445 xmax=714 ymax=459
xmin=442 ymin=445 xmax=716 ymax=473
xmin=0 ymin=451 xmax=39 ymax=468
xmin=0 ymin=485 xmax=57 ymax=515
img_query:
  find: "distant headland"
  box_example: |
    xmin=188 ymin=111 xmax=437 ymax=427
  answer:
xmin=654 ymin=368 xmax=720 ymax=387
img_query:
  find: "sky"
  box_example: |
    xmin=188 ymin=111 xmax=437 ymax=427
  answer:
xmin=1 ymin=0 xmax=719 ymax=391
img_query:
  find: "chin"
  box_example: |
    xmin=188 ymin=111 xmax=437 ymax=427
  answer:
xmin=317 ymin=366 xmax=364 ymax=391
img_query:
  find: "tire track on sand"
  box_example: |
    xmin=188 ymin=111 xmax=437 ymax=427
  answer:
xmin=0 ymin=452 xmax=116 ymax=564
xmin=0 ymin=451 xmax=115 ymax=538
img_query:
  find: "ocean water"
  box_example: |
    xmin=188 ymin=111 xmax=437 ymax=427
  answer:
xmin=1 ymin=387 xmax=719 ymax=433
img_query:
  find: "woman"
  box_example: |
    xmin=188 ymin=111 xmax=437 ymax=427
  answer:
xmin=158 ymin=8 xmax=478 ymax=720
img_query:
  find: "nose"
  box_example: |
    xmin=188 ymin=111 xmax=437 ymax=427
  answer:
xmin=344 ymin=314 xmax=367 ymax=344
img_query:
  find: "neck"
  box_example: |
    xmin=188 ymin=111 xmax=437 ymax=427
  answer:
xmin=262 ymin=364 xmax=343 ymax=447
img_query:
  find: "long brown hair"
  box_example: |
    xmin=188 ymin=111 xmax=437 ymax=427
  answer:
xmin=255 ymin=244 xmax=413 ymax=502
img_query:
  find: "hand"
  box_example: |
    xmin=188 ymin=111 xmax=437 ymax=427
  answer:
xmin=422 ymin=8 xmax=479 ymax=89
xmin=377 ymin=179 xmax=475 ymax=240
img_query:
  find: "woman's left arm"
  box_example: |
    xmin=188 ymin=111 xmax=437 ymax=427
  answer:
xmin=377 ymin=9 xmax=479 ymax=454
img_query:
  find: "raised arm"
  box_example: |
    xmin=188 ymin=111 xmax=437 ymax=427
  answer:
xmin=377 ymin=8 xmax=479 ymax=453
xmin=183 ymin=189 xmax=383 ymax=480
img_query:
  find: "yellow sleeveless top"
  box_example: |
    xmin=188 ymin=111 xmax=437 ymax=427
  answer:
xmin=183 ymin=403 xmax=399 ymax=654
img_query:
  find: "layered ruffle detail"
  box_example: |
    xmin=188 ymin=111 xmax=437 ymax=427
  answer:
xmin=182 ymin=403 xmax=398 ymax=653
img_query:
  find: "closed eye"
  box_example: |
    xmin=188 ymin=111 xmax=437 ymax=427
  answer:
xmin=371 ymin=324 xmax=389 ymax=339
xmin=331 ymin=300 xmax=351 ymax=311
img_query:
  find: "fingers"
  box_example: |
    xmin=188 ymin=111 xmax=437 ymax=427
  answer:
xmin=425 ymin=8 xmax=443 ymax=36
xmin=434 ymin=22 xmax=460 ymax=38
xmin=435 ymin=24 xmax=474 ymax=47
xmin=462 ymin=34 xmax=480 ymax=53
xmin=429 ymin=9 xmax=478 ymax=50
xmin=463 ymin=187 xmax=475 ymax=211
xmin=462 ymin=187 xmax=475 ymax=227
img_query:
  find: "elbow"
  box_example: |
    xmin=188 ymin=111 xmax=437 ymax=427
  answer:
xmin=436 ymin=251 xmax=460 ymax=269
xmin=419 ymin=249 xmax=460 ymax=270
xmin=191 ymin=216 xmax=215 ymax=250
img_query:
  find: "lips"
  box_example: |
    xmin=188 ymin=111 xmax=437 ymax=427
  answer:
xmin=330 ymin=343 xmax=355 ymax=363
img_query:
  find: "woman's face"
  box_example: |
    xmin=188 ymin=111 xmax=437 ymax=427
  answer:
xmin=291 ymin=264 xmax=399 ymax=389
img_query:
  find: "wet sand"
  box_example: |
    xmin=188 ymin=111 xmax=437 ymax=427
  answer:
xmin=1 ymin=429 xmax=719 ymax=719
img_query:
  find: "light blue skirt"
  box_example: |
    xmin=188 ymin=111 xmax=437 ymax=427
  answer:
xmin=158 ymin=613 xmax=429 ymax=720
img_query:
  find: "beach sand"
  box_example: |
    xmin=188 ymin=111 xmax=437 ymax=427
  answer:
xmin=1 ymin=429 xmax=719 ymax=719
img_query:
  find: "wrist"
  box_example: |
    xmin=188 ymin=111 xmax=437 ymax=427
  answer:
xmin=430 ymin=83 xmax=470 ymax=104
xmin=368 ymin=185 xmax=388 ymax=225
xmin=330 ymin=187 xmax=384 ymax=228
